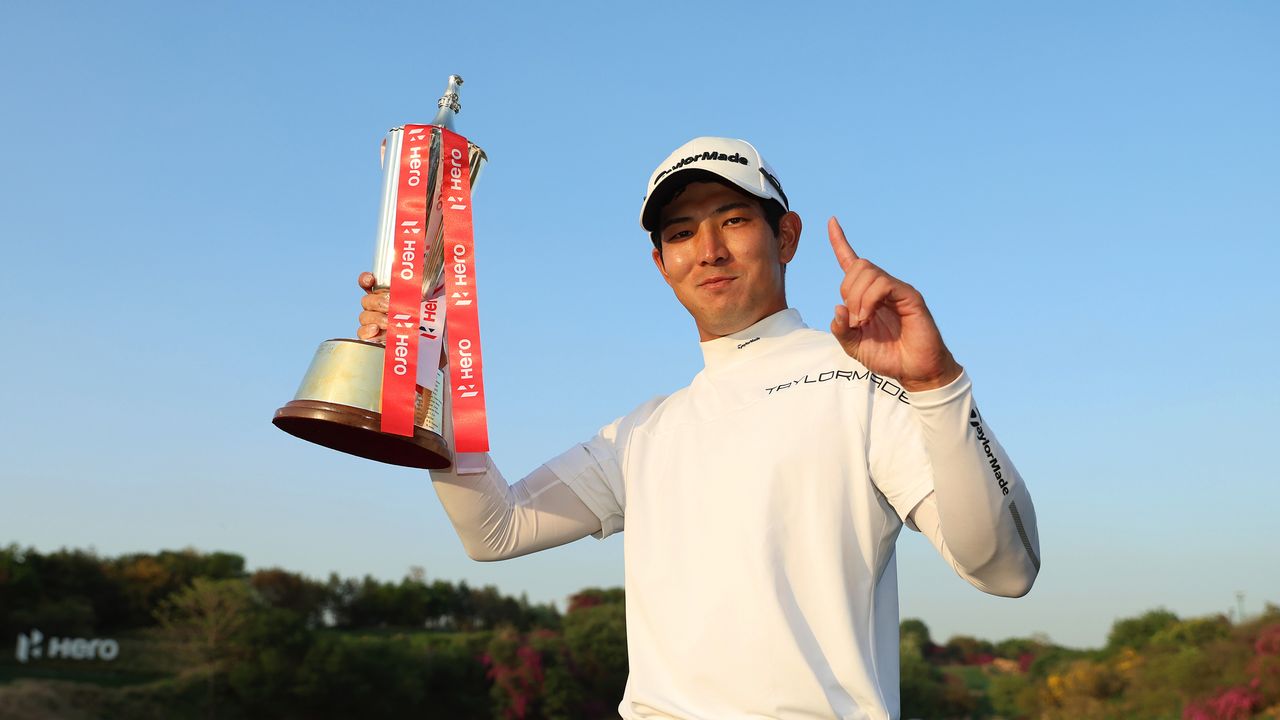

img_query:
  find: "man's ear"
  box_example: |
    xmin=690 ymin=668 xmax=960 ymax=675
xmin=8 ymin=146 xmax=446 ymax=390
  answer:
xmin=652 ymin=246 xmax=672 ymax=285
xmin=778 ymin=211 xmax=802 ymax=265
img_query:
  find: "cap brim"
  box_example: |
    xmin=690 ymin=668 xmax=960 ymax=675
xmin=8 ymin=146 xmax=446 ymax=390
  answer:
xmin=641 ymin=169 xmax=740 ymax=232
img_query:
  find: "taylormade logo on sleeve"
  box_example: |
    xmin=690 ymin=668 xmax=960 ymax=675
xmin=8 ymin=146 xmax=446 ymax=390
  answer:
xmin=652 ymin=151 xmax=750 ymax=186
xmin=969 ymin=408 xmax=1010 ymax=496
xmin=15 ymin=628 xmax=119 ymax=663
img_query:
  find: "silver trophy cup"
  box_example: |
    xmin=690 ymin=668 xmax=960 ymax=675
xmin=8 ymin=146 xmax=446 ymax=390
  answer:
xmin=273 ymin=75 xmax=487 ymax=469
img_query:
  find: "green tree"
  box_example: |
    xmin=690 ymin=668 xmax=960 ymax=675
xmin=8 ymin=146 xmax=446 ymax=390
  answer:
xmin=0 ymin=545 xmax=134 ymax=635
xmin=994 ymin=636 xmax=1043 ymax=661
xmin=1105 ymin=607 xmax=1179 ymax=654
xmin=988 ymin=672 xmax=1037 ymax=719
xmin=250 ymin=568 xmax=327 ymax=627
xmin=568 ymin=587 xmax=626 ymax=613
xmin=294 ymin=635 xmax=427 ymax=718
xmin=155 ymin=578 xmax=254 ymax=664
xmin=900 ymin=618 xmax=933 ymax=649
xmin=1149 ymin=614 xmax=1231 ymax=650
xmin=900 ymin=635 xmax=945 ymax=718
xmin=563 ymin=601 xmax=628 ymax=717
xmin=226 ymin=606 xmax=313 ymax=715
xmin=944 ymin=634 xmax=995 ymax=664
xmin=155 ymin=577 xmax=256 ymax=719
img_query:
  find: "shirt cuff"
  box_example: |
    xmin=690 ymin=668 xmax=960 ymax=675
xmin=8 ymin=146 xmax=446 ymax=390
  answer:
xmin=894 ymin=480 xmax=936 ymax=526
xmin=904 ymin=369 xmax=972 ymax=410
xmin=543 ymin=447 xmax=625 ymax=540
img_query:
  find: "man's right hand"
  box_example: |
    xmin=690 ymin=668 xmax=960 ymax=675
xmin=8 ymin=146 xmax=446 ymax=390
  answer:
xmin=357 ymin=271 xmax=389 ymax=341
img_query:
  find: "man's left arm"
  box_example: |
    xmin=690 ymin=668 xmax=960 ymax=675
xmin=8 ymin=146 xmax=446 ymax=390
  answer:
xmin=826 ymin=217 xmax=1039 ymax=597
xmin=904 ymin=373 xmax=1040 ymax=597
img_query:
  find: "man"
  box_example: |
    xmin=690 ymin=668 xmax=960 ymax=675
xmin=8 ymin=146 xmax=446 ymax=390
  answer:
xmin=357 ymin=137 xmax=1040 ymax=720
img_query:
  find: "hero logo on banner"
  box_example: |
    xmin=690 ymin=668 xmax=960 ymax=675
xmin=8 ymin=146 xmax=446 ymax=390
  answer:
xmin=15 ymin=628 xmax=119 ymax=663
xmin=440 ymin=129 xmax=489 ymax=454
xmin=416 ymin=285 xmax=446 ymax=391
xmin=380 ymin=125 xmax=432 ymax=436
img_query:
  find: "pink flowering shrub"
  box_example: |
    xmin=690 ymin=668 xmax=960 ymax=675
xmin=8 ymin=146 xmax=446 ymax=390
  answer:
xmin=1183 ymin=623 xmax=1280 ymax=720
xmin=1182 ymin=685 xmax=1261 ymax=720
xmin=484 ymin=627 xmax=550 ymax=719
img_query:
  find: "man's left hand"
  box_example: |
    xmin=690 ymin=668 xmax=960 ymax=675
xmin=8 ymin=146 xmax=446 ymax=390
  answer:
xmin=827 ymin=217 xmax=963 ymax=393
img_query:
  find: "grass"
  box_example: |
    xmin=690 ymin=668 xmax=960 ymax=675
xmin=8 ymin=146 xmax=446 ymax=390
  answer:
xmin=0 ymin=664 xmax=167 ymax=688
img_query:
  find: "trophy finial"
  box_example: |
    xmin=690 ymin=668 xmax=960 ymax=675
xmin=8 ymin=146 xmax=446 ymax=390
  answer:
xmin=438 ymin=75 xmax=463 ymax=115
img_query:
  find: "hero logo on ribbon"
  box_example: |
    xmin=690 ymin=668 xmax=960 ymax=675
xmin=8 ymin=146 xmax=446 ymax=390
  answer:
xmin=416 ymin=284 xmax=446 ymax=393
xmin=440 ymin=129 xmax=489 ymax=453
xmin=380 ymin=125 xmax=431 ymax=436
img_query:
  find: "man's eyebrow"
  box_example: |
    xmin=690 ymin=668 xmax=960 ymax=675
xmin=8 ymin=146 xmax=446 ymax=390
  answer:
xmin=714 ymin=201 xmax=754 ymax=215
xmin=659 ymin=215 xmax=692 ymax=232
xmin=659 ymin=202 xmax=755 ymax=232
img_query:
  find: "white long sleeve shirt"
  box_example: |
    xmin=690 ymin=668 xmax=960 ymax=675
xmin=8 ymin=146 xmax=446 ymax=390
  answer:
xmin=429 ymin=308 xmax=1039 ymax=720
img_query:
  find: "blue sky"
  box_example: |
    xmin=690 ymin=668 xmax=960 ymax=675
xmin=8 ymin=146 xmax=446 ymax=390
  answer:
xmin=2 ymin=1 xmax=1277 ymax=649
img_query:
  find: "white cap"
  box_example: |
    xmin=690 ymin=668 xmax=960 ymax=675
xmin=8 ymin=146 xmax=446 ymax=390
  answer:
xmin=639 ymin=137 xmax=789 ymax=232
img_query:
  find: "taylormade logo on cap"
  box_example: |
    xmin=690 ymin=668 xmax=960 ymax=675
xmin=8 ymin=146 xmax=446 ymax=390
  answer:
xmin=652 ymin=151 xmax=750 ymax=187
xmin=640 ymin=137 xmax=789 ymax=232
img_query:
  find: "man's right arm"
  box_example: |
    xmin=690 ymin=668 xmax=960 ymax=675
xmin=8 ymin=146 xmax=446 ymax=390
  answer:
xmin=429 ymin=457 xmax=603 ymax=561
xmin=356 ymin=272 xmax=616 ymax=561
xmin=431 ymin=400 xmax=638 ymax=559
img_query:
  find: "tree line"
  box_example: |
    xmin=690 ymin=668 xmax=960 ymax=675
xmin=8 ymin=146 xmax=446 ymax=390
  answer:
xmin=0 ymin=544 xmax=557 ymax=638
xmin=897 ymin=607 xmax=1280 ymax=719
xmin=0 ymin=545 xmax=623 ymax=719
xmin=2 ymin=544 xmax=1278 ymax=719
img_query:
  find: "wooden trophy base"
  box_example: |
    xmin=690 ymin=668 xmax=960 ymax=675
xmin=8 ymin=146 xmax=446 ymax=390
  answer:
xmin=273 ymin=338 xmax=452 ymax=470
xmin=273 ymin=400 xmax=451 ymax=470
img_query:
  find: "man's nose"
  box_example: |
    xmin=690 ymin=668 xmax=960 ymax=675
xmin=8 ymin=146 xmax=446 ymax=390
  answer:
xmin=698 ymin=224 xmax=729 ymax=265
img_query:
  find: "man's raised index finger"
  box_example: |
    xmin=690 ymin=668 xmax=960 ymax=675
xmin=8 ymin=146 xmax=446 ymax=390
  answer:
xmin=828 ymin=216 xmax=860 ymax=270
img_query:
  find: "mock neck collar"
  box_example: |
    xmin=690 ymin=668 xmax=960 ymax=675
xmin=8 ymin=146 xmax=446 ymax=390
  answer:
xmin=699 ymin=308 xmax=806 ymax=370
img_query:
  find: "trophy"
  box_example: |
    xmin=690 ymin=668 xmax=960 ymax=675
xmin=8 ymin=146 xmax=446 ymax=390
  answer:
xmin=273 ymin=75 xmax=490 ymax=472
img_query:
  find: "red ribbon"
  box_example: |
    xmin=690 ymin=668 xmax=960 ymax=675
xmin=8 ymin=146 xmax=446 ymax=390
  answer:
xmin=380 ymin=125 xmax=432 ymax=436
xmin=440 ymin=129 xmax=489 ymax=454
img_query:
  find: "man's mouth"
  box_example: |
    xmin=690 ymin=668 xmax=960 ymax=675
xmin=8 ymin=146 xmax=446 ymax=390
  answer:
xmin=698 ymin=276 xmax=735 ymax=290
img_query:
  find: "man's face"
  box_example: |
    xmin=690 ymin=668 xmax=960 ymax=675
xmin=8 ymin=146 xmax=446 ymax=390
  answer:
xmin=652 ymin=181 xmax=800 ymax=341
